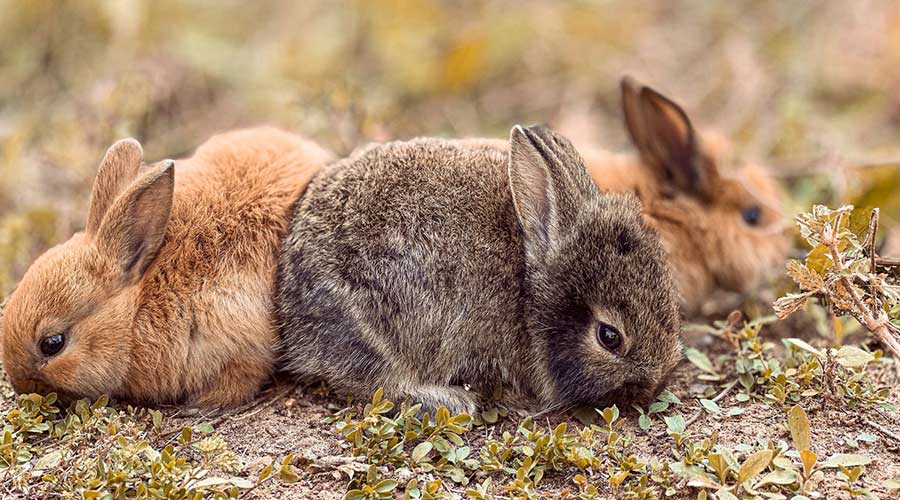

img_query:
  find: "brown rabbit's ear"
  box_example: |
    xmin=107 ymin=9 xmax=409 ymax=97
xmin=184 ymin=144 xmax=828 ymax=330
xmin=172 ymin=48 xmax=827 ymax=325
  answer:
xmin=620 ymin=76 xmax=718 ymax=198
xmin=86 ymin=139 xmax=145 ymax=235
xmin=508 ymin=125 xmax=592 ymax=261
xmin=95 ymin=160 xmax=175 ymax=282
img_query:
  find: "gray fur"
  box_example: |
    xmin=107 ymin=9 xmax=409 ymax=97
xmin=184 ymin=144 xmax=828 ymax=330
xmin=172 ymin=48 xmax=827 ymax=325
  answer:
xmin=274 ymin=125 xmax=682 ymax=414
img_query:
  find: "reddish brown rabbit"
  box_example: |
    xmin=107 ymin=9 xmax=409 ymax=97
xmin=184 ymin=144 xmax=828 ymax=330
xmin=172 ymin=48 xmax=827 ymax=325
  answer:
xmin=1 ymin=127 xmax=332 ymax=408
xmin=575 ymin=78 xmax=789 ymax=312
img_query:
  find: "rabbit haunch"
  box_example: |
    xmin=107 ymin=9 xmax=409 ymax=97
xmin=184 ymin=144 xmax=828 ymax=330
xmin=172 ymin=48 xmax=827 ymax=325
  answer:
xmin=0 ymin=127 xmax=332 ymax=407
xmin=275 ymin=125 xmax=682 ymax=414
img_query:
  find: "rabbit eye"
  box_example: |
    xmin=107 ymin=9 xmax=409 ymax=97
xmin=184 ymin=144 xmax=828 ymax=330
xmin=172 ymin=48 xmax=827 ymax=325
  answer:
xmin=742 ymin=206 xmax=761 ymax=226
xmin=596 ymin=323 xmax=622 ymax=353
xmin=39 ymin=333 xmax=66 ymax=357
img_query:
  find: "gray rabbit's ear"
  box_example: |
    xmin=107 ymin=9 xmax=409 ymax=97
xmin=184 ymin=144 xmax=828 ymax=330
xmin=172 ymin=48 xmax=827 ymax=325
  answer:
xmin=620 ymin=76 xmax=718 ymax=199
xmin=508 ymin=125 xmax=592 ymax=261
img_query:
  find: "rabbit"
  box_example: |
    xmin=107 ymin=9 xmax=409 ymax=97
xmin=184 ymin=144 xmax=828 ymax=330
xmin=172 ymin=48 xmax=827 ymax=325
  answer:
xmin=884 ymin=227 xmax=900 ymax=258
xmin=567 ymin=77 xmax=789 ymax=313
xmin=274 ymin=125 xmax=682 ymax=415
xmin=1 ymin=126 xmax=333 ymax=408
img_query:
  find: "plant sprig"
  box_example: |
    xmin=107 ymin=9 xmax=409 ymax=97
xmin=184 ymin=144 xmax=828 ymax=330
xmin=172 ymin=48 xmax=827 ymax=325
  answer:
xmin=775 ymin=205 xmax=900 ymax=373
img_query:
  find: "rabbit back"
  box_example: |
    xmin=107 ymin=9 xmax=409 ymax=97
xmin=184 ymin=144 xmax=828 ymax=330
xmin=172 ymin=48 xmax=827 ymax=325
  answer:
xmin=275 ymin=139 xmax=535 ymax=408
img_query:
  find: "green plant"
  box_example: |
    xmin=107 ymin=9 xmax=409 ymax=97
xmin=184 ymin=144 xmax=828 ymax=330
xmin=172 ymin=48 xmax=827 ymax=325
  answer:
xmin=1 ymin=393 xmax=267 ymax=498
xmin=685 ymin=310 xmax=891 ymax=411
xmin=775 ymin=205 xmax=900 ymax=370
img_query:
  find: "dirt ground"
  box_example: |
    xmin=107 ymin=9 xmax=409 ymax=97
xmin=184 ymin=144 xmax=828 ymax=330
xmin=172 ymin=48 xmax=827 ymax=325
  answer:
xmin=20 ymin=333 xmax=884 ymax=499
xmin=159 ymin=368 xmax=899 ymax=499
xmin=1 ymin=306 xmax=898 ymax=499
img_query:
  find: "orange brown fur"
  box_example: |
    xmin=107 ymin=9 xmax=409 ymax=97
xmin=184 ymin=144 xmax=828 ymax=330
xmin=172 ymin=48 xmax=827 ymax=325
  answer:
xmin=1 ymin=127 xmax=332 ymax=408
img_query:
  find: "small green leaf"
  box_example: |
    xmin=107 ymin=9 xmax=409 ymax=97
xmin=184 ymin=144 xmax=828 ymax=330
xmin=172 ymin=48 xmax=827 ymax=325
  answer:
xmin=715 ymin=489 xmax=739 ymax=500
xmin=432 ymin=437 xmax=451 ymax=454
xmin=685 ymin=348 xmax=717 ymax=374
xmin=784 ymin=338 xmax=823 ymax=357
xmin=834 ymin=345 xmax=875 ymax=368
xmin=481 ymin=407 xmax=498 ymax=424
xmin=788 ymin=405 xmax=811 ymax=452
xmin=648 ymin=401 xmax=669 ymax=414
xmin=657 ymin=390 xmax=682 ymax=404
xmin=737 ymin=449 xmax=774 ymax=486
xmin=279 ymin=464 xmax=300 ymax=483
xmin=755 ymin=469 xmax=799 ymax=488
xmin=150 ymin=410 xmax=163 ymax=432
xmin=638 ymin=414 xmax=651 ymax=430
xmin=194 ymin=423 xmax=215 ymax=434
xmin=699 ymin=399 xmax=721 ymax=414
xmin=374 ymin=479 xmax=398 ymax=493
xmin=856 ymin=432 xmax=877 ymax=443
xmin=664 ymin=414 xmax=686 ymax=435
xmin=412 ymin=441 xmax=433 ymax=462
xmin=258 ymin=464 xmax=273 ymax=482
xmin=345 ymin=491 xmax=365 ymax=500
xmin=821 ymin=454 xmax=872 ymax=468
xmin=34 ymin=450 xmax=62 ymax=470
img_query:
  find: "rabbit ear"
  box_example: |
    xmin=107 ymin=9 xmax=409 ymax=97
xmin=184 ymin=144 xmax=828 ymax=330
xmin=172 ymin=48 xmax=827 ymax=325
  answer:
xmin=621 ymin=77 xmax=717 ymax=198
xmin=86 ymin=139 xmax=145 ymax=235
xmin=95 ymin=160 xmax=175 ymax=282
xmin=508 ymin=125 xmax=592 ymax=260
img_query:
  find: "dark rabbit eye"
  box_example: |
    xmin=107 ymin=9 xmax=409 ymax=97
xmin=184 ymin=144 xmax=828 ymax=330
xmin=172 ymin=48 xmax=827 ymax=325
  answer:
xmin=742 ymin=206 xmax=761 ymax=226
xmin=596 ymin=323 xmax=622 ymax=353
xmin=40 ymin=333 xmax=66 ymax=357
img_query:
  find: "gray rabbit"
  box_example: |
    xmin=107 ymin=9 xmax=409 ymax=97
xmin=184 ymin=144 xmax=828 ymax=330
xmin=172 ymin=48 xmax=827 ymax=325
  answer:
xmin=274 ymin=125 xmax=682 ymax=414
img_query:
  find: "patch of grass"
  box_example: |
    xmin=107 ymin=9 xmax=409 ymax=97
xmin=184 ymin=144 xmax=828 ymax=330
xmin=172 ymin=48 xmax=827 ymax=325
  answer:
xmin=327 ymin=388 xmax=896 ymax=499
xmin=684 ymin=312 xmax=892 ymax=412
xmin=1 ymin=392 xmax=298 ymax=498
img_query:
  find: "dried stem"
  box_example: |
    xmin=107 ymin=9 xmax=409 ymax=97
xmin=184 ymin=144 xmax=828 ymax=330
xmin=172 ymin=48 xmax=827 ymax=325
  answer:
xmin=863 ymin=419 xmax=900 ymax=443
xmin=876 ymin=256 xmax=900 ymax=267
xmin=867 ymin=209 xmax=879 ymax=316
xmin=868 ymin=208 xmax=879 ymax=275
xmin=823 ymin=210 xmax=900 ymax=375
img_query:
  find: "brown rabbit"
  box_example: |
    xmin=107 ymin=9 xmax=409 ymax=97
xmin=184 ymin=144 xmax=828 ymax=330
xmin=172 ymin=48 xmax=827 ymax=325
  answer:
xmin=884 ymin=227 xmax=900 ymax=258
xmin=1 ymin=127 xmax=332 ymax=408
xmin=571 ymin=77 xmax=789 ymax=312
xmin=275 ymin=125 xmax=682 ymax=414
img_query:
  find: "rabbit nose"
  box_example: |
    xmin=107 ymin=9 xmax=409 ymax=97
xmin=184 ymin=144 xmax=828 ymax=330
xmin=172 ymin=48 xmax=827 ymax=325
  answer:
xmin=609 ymin=381 xmax=656 ymax=406
xmin=10 ymin=376 xmax=55 ymax=396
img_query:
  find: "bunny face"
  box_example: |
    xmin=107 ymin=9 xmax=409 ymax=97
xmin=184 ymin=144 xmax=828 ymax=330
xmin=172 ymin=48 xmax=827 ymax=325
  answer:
xmin=1 ymin=238 xmax=134 ymax=400
xmin=530 ymin=193 xmax=683 ymax=406
xmin=2 ymin=140 xmax=174 ymax=403
xmin=584 ymin=78 xmax=790 ymax=310
xmin=509 ymin=126 xmax=682 ymax=407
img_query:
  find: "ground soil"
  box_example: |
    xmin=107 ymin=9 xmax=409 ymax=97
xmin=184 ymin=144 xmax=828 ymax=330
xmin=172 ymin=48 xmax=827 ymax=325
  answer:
xmin=2 ymin=327 xmax=899 ymax=499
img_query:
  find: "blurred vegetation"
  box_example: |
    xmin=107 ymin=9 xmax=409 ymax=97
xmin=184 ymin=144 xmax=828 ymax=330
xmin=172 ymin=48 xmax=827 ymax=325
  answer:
xmin=3 ymin=0 xmax=900 ymax=293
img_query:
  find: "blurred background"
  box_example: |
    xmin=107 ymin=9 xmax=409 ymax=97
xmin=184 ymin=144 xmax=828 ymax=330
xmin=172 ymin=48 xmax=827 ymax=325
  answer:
xmin=2 ymin=0 xmax=900 ymax=293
